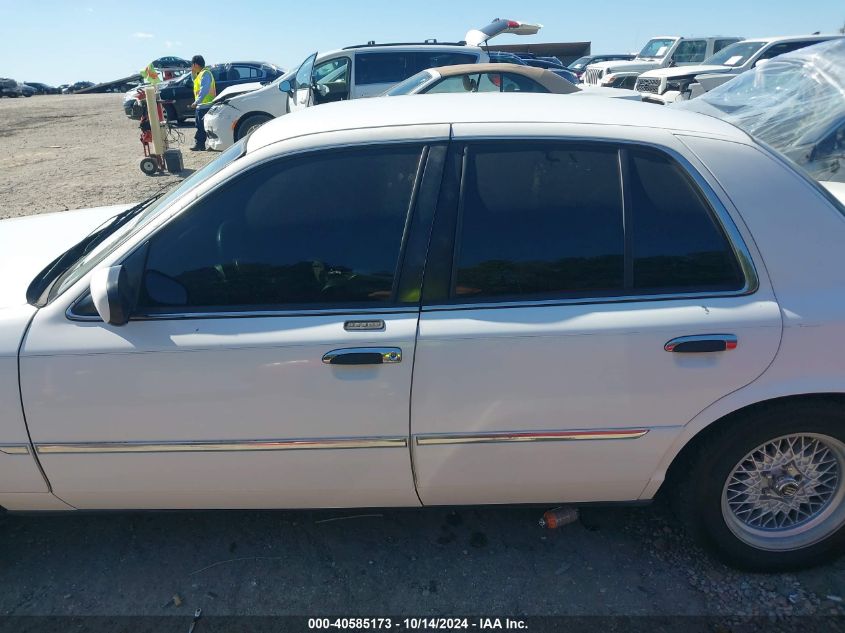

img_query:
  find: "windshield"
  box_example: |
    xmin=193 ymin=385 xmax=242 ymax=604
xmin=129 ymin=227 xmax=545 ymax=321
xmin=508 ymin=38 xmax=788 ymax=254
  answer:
xmin=638 ymin=38 xmax=677 ymax=59
xmin=568 ymin=56 xmax=593 ymax=70
xmin=704 ymin=41 xmax=766 ymax=67
xmin=383 ymin=70 xmax=435 ymax=96
xmin=47 ymin=139 xmax=247 ymax=302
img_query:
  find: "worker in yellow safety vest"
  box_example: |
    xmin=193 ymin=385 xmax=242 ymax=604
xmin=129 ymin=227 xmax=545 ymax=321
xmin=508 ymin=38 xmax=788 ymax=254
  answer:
xmin=189 ymin=54 xmax=217 ymax=151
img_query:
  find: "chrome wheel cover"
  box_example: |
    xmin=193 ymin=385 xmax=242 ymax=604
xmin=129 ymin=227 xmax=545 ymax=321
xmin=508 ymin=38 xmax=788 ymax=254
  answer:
xmin=721 ymin=433 xmax=845 ymax=551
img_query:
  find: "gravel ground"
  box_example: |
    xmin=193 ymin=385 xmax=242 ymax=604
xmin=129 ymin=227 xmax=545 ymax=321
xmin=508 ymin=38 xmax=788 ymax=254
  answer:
xmin=0 ymin=93 xmax=215 ymax=219
xmin=0 ymin=92 xmax=844 ymax=624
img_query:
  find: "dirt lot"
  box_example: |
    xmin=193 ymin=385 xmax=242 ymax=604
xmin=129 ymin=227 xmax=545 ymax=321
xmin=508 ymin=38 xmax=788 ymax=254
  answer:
xmin=0 ymin=93 xmax=844 ymax=625
xmin=0 ymin=93 xmax=214 ymax=219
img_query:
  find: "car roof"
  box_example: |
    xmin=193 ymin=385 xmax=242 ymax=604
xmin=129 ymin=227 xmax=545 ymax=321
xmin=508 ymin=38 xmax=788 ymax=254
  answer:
xmin=317 ymin=44 xmax=483 ymax=60
xmin=432 ymin=63 xmax=579 ymax=93
xmin=247 ymin=93 xmax=748 ymax=152
xmin=731 ymin=34 xmax=844 ymax=45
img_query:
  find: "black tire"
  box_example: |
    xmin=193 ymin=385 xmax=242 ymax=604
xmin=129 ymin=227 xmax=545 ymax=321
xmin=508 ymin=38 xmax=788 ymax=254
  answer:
xmin=235 ymin=114 xmax=272 ymax=141
xmin=676 ymin=400 xmax=845 ymax=571
xmin=139 ymin=157 xmax=158 ymax=176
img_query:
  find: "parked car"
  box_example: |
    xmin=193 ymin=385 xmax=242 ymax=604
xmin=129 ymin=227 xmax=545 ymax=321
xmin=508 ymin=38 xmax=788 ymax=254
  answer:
xmin=158 ymin=62 xmax=284 ymax=124
xmin=636 ymin=34 xmax=844 ymax=104
xmin=487 ymin=51 xmax=529 ymax=65
xmin=676 ymin=39 xmax=845 ymax=183
xmin=151 ymin=56 xmax=191 ymax=71
xmin=123 ymin=74 xmax=190 ymax=120
xmin=3 ymin=94 xmax=845 ymax=571
xmin=382 ymin=63 xmax=639 ymax=99
xmin=203 ymin=18 xmax=543 ymax=150
xmin=582 ymin=36 xmax=743 ymax=88
xmin=568 ymin=54 xmax=635 ymax=80
xmin=548 ymin=68 xmax=579 ymax=84
xmin=0 ymin=78 xmax=22 ymax=97
xmin=18 ymin=83 xmax=36 ymax=97
xmin=24 ymin=82 xmax=61 ymax=95
xmin=62 ymin=81 xmax=94 ymax=94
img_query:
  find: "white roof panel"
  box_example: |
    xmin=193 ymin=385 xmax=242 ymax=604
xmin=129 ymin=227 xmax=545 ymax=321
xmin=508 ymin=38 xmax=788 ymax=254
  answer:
xmin=247 ymin=93 xmax=748 ymax=153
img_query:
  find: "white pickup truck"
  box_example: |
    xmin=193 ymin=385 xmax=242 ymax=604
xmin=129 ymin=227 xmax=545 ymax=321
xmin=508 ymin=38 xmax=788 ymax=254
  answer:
xmin=582 ymin=36 xmax=742 ymax=89
xmin=635 ymin=35 xmax=844 ymax=104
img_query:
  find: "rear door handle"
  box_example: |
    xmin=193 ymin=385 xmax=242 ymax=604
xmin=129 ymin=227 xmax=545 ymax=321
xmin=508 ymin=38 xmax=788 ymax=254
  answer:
xmin=665 ymin=335 xmax=737 ymax=353
xmin=322 ymin=347 xmax=402 ymax=365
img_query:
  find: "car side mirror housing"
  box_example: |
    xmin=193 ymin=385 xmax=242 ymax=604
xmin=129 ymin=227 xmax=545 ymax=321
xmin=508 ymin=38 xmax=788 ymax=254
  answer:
xmin=279 ymin=79 xmax=293 ymax=94
xmin=90 ymin=265 xmax=134 ymax=325
xmin=88 ymin=242 xmax=148 ymax=326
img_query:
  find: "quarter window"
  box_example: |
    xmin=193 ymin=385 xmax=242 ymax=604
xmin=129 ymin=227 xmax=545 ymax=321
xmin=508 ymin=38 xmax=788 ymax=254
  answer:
xmin=628 ymin=149 xmax=744 ymax=292
xmin=138 ymin=146 xmax=424 ymax=311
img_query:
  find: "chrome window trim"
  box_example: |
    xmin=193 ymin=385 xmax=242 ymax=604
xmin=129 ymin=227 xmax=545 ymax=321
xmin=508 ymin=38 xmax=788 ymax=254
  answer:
xmin=425 ymin=135 xmax=759 ymax=311
xmin=415 ymin=429 xmax=649 ymax=446
xmin=66 ymin=298 xmax=420 ymax=323
xmin=36 ymin=436 xmax=408 ymax=454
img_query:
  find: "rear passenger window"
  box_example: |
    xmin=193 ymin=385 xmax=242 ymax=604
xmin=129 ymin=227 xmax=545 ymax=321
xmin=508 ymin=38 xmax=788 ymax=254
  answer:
xmin=628 ymin=150 xmax=744 ymax=292
xmin=449 ymin=143 xmax=745 ymax=303
xmin=453 ymin=144 xmax=624 ymax=299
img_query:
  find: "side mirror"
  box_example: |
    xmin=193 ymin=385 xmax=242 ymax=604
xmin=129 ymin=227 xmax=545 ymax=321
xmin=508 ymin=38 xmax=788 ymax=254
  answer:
xmin=754 ymin=59 xmax=769 ymax=68
xmin=279 ymin=79 xmax=293 ymax=94
xmin=90 ymin=265 xmax=135 ymax=326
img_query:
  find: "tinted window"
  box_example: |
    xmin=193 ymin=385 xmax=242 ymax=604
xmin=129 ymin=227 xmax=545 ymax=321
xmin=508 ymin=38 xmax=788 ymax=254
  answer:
xmin=628 ymin=150 xmax=743 ymax=292
xmin=139 ymin=146 xmax=424 ymax=311
xmin=672 ymin=40 xmax=708 ymax=64
xmin=425 ymin=72 xmax=547 ymax=94
xmin=714 ymin=39 xmax=739 ymax=53
xmin=454 ymin=144 xmax=624 ymax=299
xmin=355 ymin=51 xmax=477 ymax=85
xmin=231 ymin=65 xmax=261 ymax=79
xmin=759 ymin=41 xmax=818 ymax=60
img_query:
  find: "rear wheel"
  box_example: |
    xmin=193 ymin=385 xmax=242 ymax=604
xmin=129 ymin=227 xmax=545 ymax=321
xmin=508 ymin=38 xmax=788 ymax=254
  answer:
xmin=678 ymin=401 xmax=845 ymax=570
xmin=235 ymin=114 xmax=271 ymax=141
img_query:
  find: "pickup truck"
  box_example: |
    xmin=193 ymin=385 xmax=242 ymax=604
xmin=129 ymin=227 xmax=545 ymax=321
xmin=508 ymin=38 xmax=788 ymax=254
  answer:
xmin=581 ymin=36 xmax=742 ymax=89
xmin=635 ymin=34 xmax=844 ymax=104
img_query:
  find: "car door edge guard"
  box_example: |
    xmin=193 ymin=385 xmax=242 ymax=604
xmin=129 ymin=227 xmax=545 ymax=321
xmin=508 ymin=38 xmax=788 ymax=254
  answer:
xmin=414 ymin=428 xmax=649 ymax=446
xmin=34 ymin=436 xmax=408 ymax=454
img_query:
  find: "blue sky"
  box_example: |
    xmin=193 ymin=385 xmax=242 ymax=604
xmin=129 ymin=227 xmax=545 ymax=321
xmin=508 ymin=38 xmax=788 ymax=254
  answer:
xmin=1 ymin=0 xmax=843 ymax=85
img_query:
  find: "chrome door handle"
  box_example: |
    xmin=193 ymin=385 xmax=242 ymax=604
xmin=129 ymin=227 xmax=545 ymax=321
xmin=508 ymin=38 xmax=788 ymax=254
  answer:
xmin=322 ymin=347 xmax=402 ymax=365
xmin=665 ymin=335 xmax=738 ymax=353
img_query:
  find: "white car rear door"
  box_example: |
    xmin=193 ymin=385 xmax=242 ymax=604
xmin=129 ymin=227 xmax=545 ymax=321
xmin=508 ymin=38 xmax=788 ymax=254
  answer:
xmin=410 ymin=128 xmax=782 ymax=506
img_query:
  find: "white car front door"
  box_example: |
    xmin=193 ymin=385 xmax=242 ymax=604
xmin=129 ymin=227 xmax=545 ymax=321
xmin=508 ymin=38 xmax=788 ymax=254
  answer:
xmin=410 ymin=133 xmax=782 ymax=506
xmin=21 ymin=142 xmax=444 ymax=510
xmin=290 ymin=52 xmax=317 ymax=112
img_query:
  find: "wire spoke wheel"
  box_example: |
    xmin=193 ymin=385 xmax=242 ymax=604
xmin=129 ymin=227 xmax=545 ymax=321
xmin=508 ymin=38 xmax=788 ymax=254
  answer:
xmin=721 ymin=433 xmax=845 ymax=551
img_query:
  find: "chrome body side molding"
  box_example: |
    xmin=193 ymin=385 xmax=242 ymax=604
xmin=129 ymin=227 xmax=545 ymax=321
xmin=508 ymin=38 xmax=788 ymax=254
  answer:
xmin=35 ymin=437 xmax=408 ymax=454
xmin=414 ymin=429 xmax=649 ymax=446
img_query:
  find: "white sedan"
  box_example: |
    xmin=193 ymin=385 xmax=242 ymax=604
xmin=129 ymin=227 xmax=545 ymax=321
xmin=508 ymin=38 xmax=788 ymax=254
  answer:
xmin=2 ymin=94 xmax=845 ymax=571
